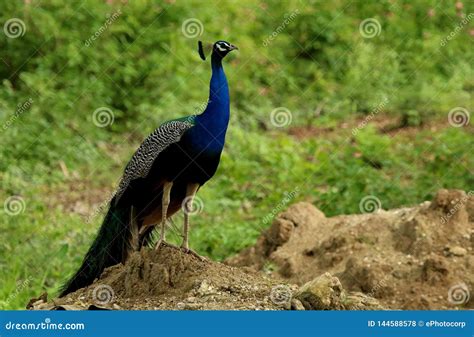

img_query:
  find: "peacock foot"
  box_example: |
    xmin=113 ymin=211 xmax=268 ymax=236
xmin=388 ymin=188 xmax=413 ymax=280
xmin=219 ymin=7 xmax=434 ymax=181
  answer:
xmin=180 ymin=246 xmax=207 ymax=261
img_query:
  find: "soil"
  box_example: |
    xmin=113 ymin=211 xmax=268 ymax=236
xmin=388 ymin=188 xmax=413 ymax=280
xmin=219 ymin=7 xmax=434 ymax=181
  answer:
xmin=30 ymin=189 xmax=473 ymax=310
xmin=227 ymin=189 xmax=473 ymax=310
xmin=40 ymin=246 xmax=289 ymax=310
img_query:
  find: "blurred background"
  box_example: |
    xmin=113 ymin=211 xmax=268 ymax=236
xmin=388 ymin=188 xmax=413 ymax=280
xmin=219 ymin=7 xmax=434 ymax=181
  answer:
xmin=0 ymin=0 xmax=472 ymax=309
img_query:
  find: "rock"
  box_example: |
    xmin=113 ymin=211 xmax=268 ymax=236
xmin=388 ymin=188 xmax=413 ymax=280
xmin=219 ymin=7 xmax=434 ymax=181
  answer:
xmin=26 ymin=292 xmax=48 ymax=309
xmin=295 ymin=273 xmax=345 ymax=310
xmin=34 ymin=303 xmax=57 ymax=310
xmin=290 ymin=298 xmax=305 ymax=310
xmin=55 ymin=304 xmax=87 ymax=310
xmin=344 ymin=292 xmax=384 ymax=310
xmin=420 ymin=294 xmax=431 ymax=306
xmin=195 ymin=280 xmax=216 ymax=296
xmin=446 ymin=246 xmax=467 ymax=257
xmin=294 ymin=273 xmax=385 ymax=310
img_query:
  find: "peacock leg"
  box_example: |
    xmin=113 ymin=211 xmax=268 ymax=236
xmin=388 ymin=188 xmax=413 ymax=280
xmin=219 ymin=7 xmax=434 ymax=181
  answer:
xmin=155 ymin=181 xmax=173 ymax=249
xmin=181 ymin=183 xmax=206 ymax=260
xmin=130 ymin=205 xmax=140 ymax=253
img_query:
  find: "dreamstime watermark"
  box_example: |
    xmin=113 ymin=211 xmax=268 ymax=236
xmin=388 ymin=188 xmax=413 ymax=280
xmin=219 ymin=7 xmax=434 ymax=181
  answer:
xmin=84 ymin=8 xmax=122 ymax=47
xmin=359 ymin=18 xmax=382 ymax=38
xmin=86 ymin=190 xmax=116 ymax=223
xmin=193 ymin=100 xmax=210 ymax=114
xmin=92 ymin=107 xmax=114 ymax=127
xmin=5 ymin=318 xmax=85 ymax=331
xmin=181 ymin=195 xmax=204 ymax=216
xmin=263 ymin=9 xmax=300 ymax=47
xmin=3 ymin=18 xmax=26 ymax=38
xmin=2 ymin=276 xmax=33 ymax=307
xmin=440 ymin=191 xmax=473 ymax=224
xmin=91 ymin=284 xmax=115 ymax=305
xmin=440 ymin=12 xmax=473 ymax=46
xmin=448 ymin=283 xmax=470 ymax=305
xmin=261 ymin=187 xmax=300 ymax=226
xmin=181 ymin=18 xmax=204 ymax=38
xmin=359 ymin=195 xmax=382 ymax=213
xmin=448 ymin=107 xmax=470 ymax=127
xmin=366 ymin=275 xmax=388 ymax=298
xmin=4 ymin=196 xmax=26 ymax=216
xmin=270 ymin=107 xmax=293 ymax=127
xmin=269 ymin=284 xmax=292 ymax=305
xmin=2 ymin=98 xmax=34 ymax=130
xmin=352 ymin=97 xmax=389 ymax=135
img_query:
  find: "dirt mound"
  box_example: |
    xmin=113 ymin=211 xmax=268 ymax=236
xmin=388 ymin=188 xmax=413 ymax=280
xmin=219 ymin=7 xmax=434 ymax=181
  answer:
xmin=45 ymin=246 xmax=286 ymax=310
xmin=227 ymin=189 xmax=473 ymax=310
xmin=30 ymin=189 xmax=472 ymax=310
xmin=33 ymin=247 xmax=383 ymax=311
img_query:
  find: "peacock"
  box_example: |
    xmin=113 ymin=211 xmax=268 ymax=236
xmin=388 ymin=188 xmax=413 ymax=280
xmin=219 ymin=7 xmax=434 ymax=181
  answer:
xmin=60 ymin=40 xmax=238 ymax=297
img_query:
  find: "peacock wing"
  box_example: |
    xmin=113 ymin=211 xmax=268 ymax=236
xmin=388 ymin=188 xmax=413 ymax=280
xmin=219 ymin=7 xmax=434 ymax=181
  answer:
xmin=114 ymin=118 xmax=195 ymax=204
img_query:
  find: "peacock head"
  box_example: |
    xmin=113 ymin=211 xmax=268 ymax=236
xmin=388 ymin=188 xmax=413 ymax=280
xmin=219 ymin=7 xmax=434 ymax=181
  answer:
xmin=198 ymin=40 xmax=238 ymax=61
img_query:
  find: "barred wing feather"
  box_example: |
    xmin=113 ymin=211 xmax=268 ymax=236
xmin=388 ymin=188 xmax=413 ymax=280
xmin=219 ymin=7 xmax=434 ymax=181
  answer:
xmin=114 ymin=119 xmax=194 ymax=204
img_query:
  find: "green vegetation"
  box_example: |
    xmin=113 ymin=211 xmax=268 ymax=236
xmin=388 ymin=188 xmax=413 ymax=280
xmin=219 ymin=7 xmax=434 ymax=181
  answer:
xmin=1 ymin=0 xmax=472 ymax=309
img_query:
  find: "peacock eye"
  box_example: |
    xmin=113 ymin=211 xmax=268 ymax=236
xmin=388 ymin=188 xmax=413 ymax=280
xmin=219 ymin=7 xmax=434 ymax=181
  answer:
xmin=216 ymin=43 xmax=227 ymax=52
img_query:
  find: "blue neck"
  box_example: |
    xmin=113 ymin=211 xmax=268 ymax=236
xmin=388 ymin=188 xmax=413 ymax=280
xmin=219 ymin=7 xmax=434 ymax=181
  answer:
xmin=192 ymin=53 xmax=230 ymax=153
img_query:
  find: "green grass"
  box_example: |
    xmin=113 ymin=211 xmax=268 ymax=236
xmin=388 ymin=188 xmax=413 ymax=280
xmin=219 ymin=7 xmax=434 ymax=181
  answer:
xmin=1 ymin=0 xmax=473 ymax=309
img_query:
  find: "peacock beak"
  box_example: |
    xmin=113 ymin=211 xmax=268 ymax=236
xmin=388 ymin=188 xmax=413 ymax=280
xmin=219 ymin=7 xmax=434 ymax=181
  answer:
xmin=229 ymin=44 xmax=238 ymax=51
